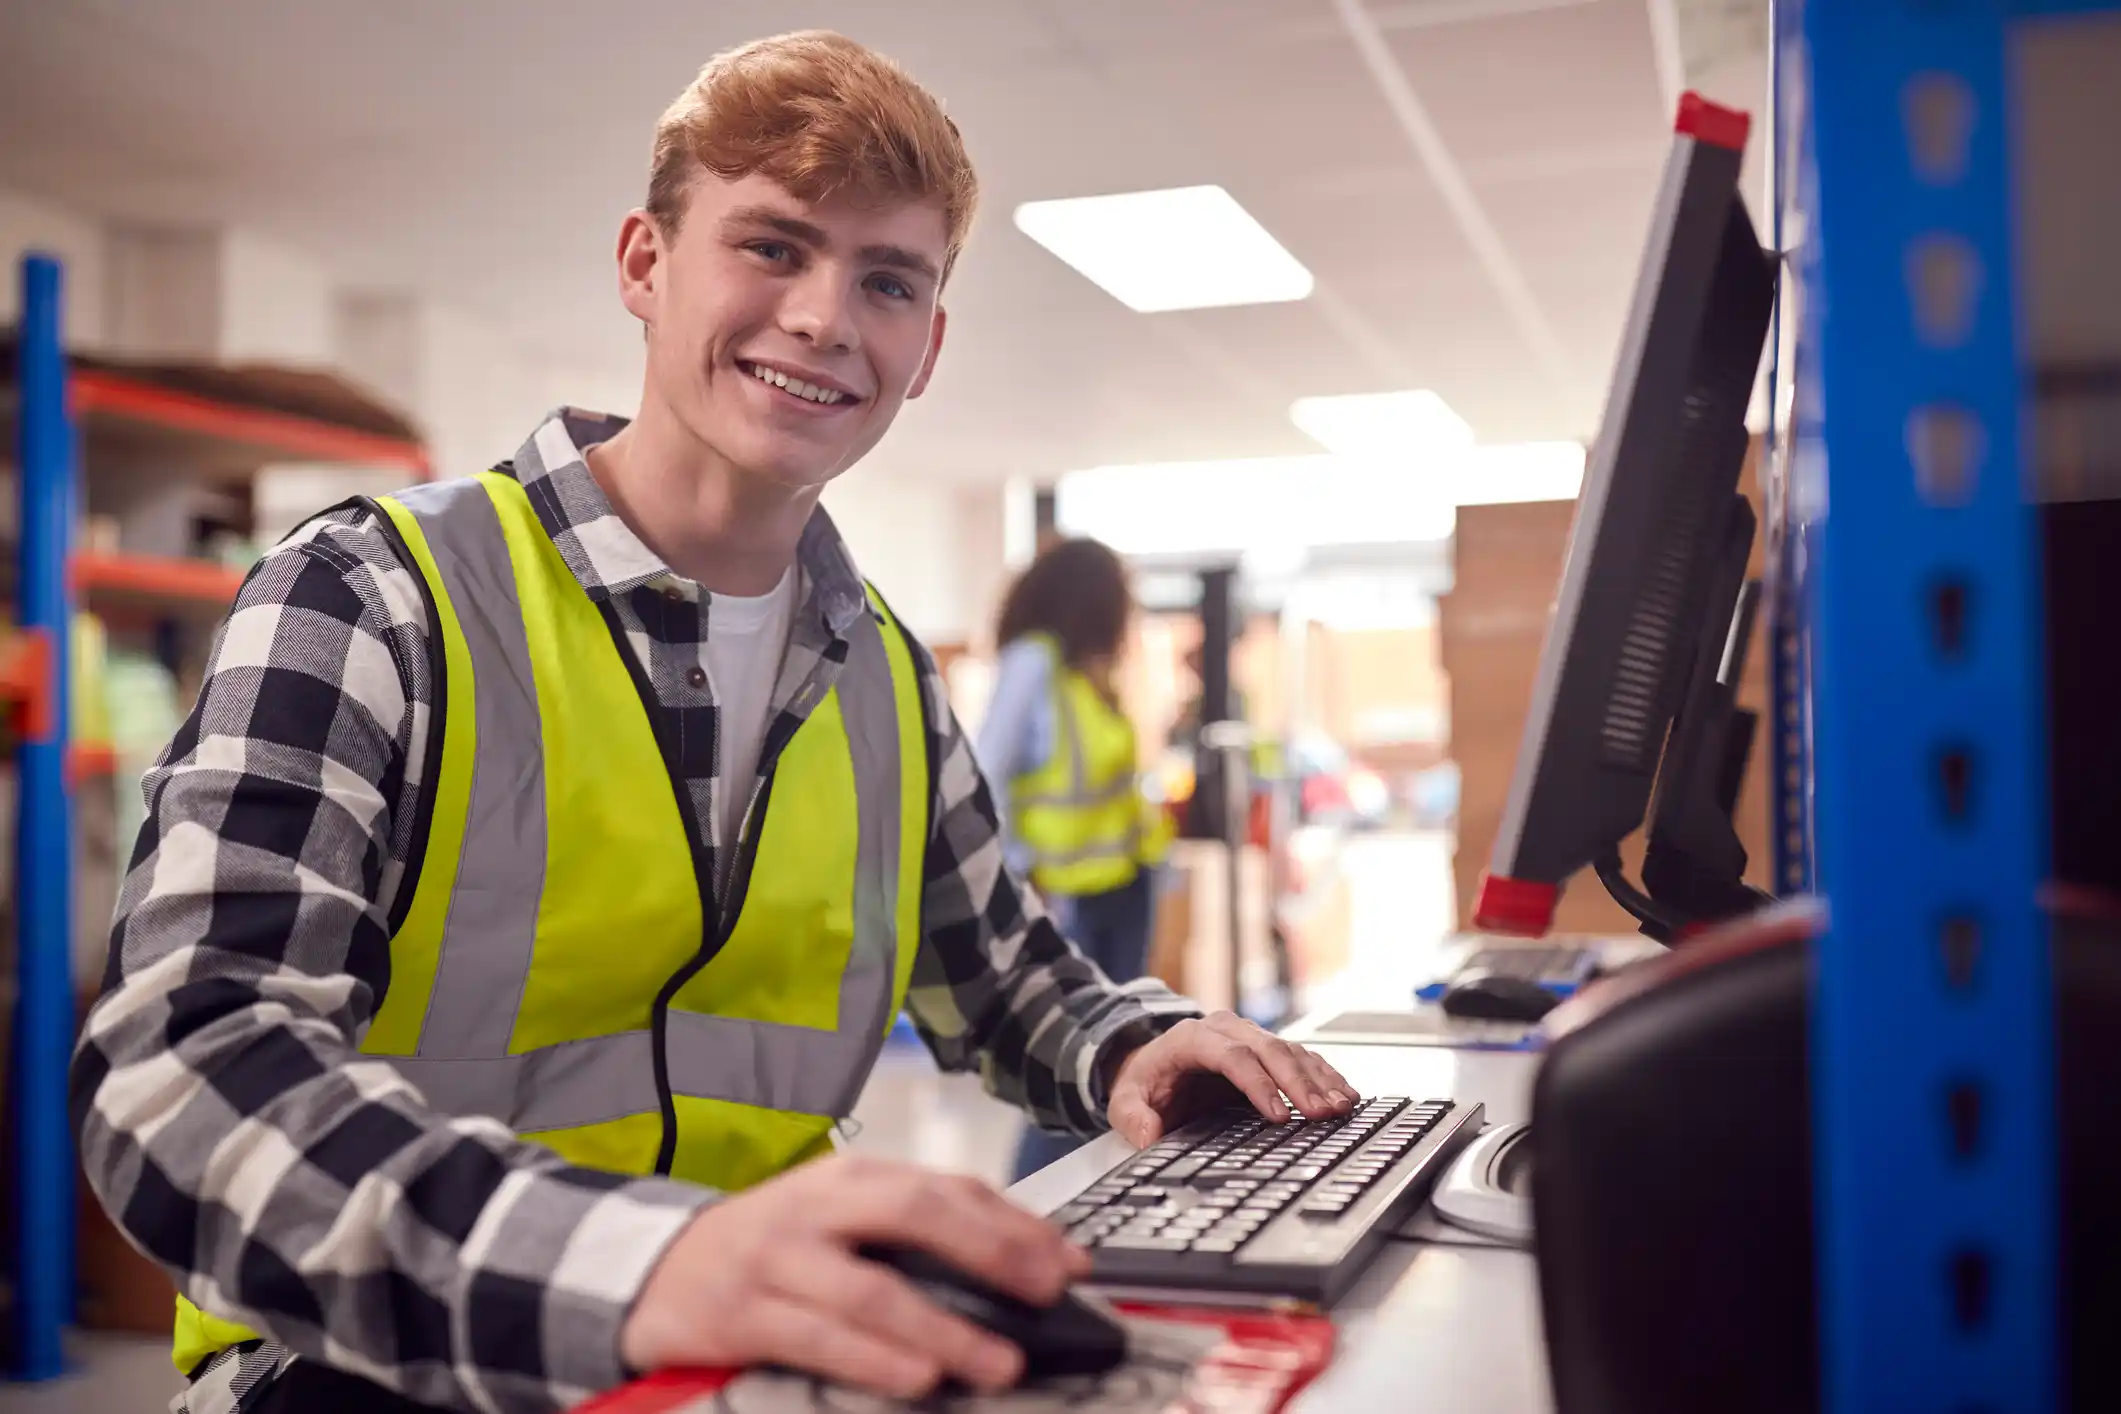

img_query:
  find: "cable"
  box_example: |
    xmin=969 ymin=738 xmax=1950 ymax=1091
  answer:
xmin=1593 ymin=849 xmax=1688 ymax=944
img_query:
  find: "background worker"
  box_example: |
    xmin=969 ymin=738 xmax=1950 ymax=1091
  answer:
xmin=975 ymin=536 xmax=1176 ymax=1180
xmin=71 ymin=30 xmax=1355 ymax=1414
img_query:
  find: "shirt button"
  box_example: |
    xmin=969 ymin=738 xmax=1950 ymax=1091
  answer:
xmin=662 ymin=585 xmax=684 ymax=603
xmin=686 ymin=666 xmax=707 ymax=689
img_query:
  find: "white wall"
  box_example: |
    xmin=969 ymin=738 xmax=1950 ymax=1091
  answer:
xmin=106 ymin=225 xmax=222 ymax=361
xmin=0 ymin=187 xmax=109 ymax=348
xmin=336 ymin=290 xmax=643 ymax=483
xmin=823 ymin=472 xmax=995 ymax=646
xmin=218 ymin=230 xmax=336 ymax=365
xmin=2 ymin=182 xmax=1004 ymax=647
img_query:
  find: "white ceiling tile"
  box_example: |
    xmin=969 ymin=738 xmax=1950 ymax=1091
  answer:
xmin=1383 ymin=0 xmax=1669 ymax=164
xmin=0 ymin=0 xmax=1721 ymax=486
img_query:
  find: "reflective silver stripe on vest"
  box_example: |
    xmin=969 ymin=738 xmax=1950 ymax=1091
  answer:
xmin=388 ymin=479 xmax=548 ymax=1062
xmin=1014 ymin=658 xmax=1139 ymax=869
xmin=1015 ymin=655 xmax=1128 ymax=814
xmin=379 ymin=479 xmax=903 ymax=1129
xmin=661 ymin=607 xmax=904 ymax=1119
xmin=1014 ymin=778 xmax=1138 ymax=810
xmin=396 ymin=1031 xmax=660 ymax=1132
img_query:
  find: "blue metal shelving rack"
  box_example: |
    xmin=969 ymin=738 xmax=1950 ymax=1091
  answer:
xmin=10 ymin=254 xmax=78 ymax=1380
xmin=1776 ymin=2 xmax=2119 ymax=1409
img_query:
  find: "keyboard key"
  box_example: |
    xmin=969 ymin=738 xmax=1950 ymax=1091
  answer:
xmin=1191 ymin=1237 xmax=1241 ymax=1254
xmin=1101 ymin=1235 xmax=1193 ymax=1252
xmin=1051 ymin=1203 xmax=1097 ymax=1227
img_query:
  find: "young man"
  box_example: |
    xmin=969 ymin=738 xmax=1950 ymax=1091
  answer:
xmin=72 ymin=30 xmax=1356 ymax=1414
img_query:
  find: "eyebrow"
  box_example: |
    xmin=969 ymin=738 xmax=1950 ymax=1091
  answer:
xmin=724 ymin=204 xmax=941 ymax=284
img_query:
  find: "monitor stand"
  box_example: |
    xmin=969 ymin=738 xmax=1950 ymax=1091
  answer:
xmin=1599 ymin=494 xmax=1776 ymax=943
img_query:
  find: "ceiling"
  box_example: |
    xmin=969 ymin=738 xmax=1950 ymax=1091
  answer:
xmin=0 ymin=0 xmax=1768 ymax=486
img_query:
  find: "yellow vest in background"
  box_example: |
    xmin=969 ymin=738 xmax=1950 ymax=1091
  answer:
xmin=1009 ymin=635 xmax=1171 ymax=899
xmin=173 ymin=472 xmax=928 ymax=1376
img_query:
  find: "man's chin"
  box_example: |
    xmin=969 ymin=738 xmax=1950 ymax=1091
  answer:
xmin=738 ymin=446 xmax=853 ymax=493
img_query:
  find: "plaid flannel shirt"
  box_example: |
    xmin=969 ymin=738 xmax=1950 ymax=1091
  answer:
xmin=71 ymin=409 xmax=1195 ymax=1414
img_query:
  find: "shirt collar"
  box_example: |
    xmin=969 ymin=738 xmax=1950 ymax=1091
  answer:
xmin=507 ymin=407 xmax=873 ymax=635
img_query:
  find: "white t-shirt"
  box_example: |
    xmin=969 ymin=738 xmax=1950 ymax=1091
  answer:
xmin=704 ymin=565 xmax=799 ymax=854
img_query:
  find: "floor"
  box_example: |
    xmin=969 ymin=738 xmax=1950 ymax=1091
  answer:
xmin=3 ymin=830 xmax=1455 ymax=1413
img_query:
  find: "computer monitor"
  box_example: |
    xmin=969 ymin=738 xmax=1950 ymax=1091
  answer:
xmin=1472 ymin=93 xmax=1778 ymax=942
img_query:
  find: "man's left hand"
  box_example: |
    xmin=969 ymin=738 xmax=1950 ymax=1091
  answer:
xmin=1107 ymin=1012 xmax=1358 ymax=1147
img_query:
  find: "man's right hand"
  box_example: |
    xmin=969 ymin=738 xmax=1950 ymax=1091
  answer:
xmin=618 ymin=1152 xmax=1092 ymax=1399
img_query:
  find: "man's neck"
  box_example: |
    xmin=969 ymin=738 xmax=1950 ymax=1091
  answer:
xmin=584 ymin=404 xmax=817 ymax=597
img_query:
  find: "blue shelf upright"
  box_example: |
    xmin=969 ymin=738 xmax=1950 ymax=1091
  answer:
xmin=10 ymin=254 xmax=78 ymax=1381
xmin=1783 ymin=3 xmax=2071 ymax=1410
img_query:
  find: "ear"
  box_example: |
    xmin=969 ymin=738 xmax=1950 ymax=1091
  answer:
xmin=616 ymin=210 xmax=663 ymax=328
xmin=906 ymin=305 xmax=948 ymax=400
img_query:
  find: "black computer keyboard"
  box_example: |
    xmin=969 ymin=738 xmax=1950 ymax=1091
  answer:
xmin=1473 ymin=945 xmax=1576 ymax=979
xmin=1050 ymin=1096 xmax=1484 ymax=1305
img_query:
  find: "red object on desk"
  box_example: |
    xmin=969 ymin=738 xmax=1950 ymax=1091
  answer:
xmin=571 ymin=1304 xmax=1336 ymax=1414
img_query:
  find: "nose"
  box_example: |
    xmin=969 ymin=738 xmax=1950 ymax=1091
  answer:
xmin=778 ymin=265 xmax=859 ymax=353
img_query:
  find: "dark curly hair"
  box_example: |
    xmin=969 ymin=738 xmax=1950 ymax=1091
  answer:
xmin=995 ymin=536 xmax=1133 ymax=669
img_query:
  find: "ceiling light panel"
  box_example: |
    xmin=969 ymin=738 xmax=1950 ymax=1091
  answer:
xmin=1012 ymin=185 xmax=1315 ymax=313
xmin=1289 ymin=389 xmax=1474 ymax=461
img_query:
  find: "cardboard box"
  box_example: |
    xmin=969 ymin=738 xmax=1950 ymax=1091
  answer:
xmin=1444 ymin=449 xmax=1774 ymax=937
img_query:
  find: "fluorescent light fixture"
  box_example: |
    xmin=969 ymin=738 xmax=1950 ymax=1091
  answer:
xmin=1458 ymin=441 xmax=1586 ymax=504
xmin=1012 ymin=186 xmax=1314 ymax=313
xmin=1057 ymin=456 xmax=1455 ymax=555
xmin=1289 ymin=390 xmax=1474 ymax=462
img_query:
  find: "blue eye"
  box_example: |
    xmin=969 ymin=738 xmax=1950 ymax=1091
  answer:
xmin=746 ymin=240 xmax=793 ymax=264
xmin=869 ymin=274 xmax=914 ymax=301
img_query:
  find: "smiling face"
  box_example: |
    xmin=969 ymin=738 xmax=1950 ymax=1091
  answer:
xmin=617 ymin=170 xmax=951 ymax=491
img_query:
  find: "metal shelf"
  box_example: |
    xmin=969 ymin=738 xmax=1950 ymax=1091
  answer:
xmin=67 ymin=368 xmax=428 ymax=482
xmin=3 ymin=254 xmax=432 ymax=1381
xmin=1770 ymin=2 xmax=2121 ymax=1407
xmin=73 ymin=551 xmax=246 ymax=616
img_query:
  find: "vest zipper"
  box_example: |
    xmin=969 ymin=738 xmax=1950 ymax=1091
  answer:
xmin=646 ymin=777 xmax=775 ymax=1172
xmin=642 ymin=654 xmax=824 ymax=1176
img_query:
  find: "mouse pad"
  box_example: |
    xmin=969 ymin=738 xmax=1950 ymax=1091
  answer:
xmin=577 ymin=1306 xmax=1335 ymax=1414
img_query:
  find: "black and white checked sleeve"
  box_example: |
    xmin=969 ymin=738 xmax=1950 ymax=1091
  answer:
xmin=898 ymin=636 xmax=1199 ymax=1138
xmin=69 ymin=514 xmax=712 ymax=1414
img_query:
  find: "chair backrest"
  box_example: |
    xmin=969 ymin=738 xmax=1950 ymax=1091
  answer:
xmin=1530 ymin=901 xmax=2121 ymax=1414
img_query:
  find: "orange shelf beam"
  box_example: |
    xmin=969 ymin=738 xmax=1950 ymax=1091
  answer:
xmin=72 ymin=369 xmax=430 ymax=477
xmin=73 ymin=552 xmax=246 ymax=607
xmin=0 ymin=629 xmax=55 ymax=741
xmin=69 ymin=743 xmax=118 ymax=785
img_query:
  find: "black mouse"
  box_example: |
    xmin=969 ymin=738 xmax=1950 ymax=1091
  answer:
xmin=860 ymin=1244 xmax=1127 ymax=1382
xmin=1439 ymin=969 xmax=1561 ymax=1022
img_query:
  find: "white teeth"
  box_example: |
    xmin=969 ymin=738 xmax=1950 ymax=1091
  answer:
xmin=745 ymin=362 xmax=847 ymax=405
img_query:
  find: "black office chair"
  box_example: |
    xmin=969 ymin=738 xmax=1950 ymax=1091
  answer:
xmin=1529 ymin=896 xmax=2121 ymax=1413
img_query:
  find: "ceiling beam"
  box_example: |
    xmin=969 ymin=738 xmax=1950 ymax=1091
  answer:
xmin=1329 ymin=0 xmax=1577 ymax=403
xmin=1645 ymin=0 xmax=1688 ymax=119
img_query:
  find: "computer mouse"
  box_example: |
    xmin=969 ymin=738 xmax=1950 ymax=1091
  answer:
xmin=860 ymin=1244 xmax=1128 ymax=1382
xmin=1439 ymin=969 xmax=1561 ymax=1022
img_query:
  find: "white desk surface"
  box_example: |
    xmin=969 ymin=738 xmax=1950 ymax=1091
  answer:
xmin=1008 ymin=1038 xmax=1551 ymax=1413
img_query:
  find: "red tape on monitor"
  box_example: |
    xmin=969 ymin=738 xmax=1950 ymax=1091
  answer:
xmin=1674 ymin=91 xmax=1749 ymax=152
xmin=1472 ymin=872 xmax=1558 ymax=937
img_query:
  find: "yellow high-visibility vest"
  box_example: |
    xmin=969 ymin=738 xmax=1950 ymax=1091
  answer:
xmin=174 ymin=472 xmax=928 ymax=1376
xmin=1009 ymin=635 xmax=1170 ymax=899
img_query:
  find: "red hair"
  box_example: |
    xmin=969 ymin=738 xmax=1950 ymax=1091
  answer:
xmin=647 ymin=30 xmax=980 ymax=277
